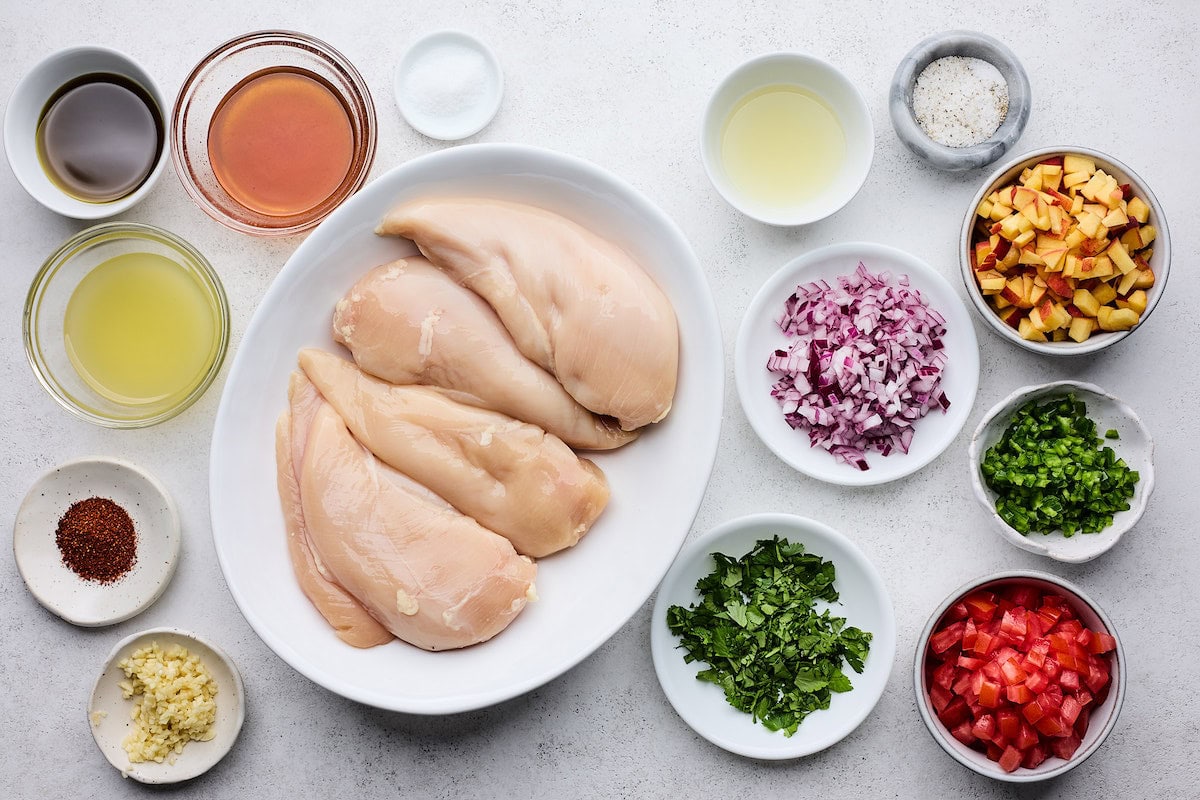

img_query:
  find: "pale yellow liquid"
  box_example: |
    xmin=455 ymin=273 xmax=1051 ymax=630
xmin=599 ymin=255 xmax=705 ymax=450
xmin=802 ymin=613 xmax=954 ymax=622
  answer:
xmin=721 ymin=85 xmax=846 ymax=208
xmin=64 ymin=252 xmax=219 ymax=406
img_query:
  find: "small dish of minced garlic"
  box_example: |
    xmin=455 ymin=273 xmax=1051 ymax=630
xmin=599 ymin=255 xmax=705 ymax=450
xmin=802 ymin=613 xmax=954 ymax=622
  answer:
xmin=88 ymin=628 xmax=245 ymax=783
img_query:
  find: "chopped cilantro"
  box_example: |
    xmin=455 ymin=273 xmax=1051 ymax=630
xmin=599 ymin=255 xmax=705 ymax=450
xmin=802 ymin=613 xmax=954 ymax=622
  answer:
xmin=665 ymin=536 xmax=872 ymax=737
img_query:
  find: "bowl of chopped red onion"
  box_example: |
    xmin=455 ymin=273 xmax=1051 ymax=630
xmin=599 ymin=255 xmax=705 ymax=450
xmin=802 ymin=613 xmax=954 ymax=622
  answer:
xmin=735 ymin=242 xmax=979 ymax=486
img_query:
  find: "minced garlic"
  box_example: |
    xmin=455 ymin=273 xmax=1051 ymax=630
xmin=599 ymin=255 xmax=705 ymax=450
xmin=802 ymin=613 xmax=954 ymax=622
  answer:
xmin=117 ymin=642 xmax=218 ymax=764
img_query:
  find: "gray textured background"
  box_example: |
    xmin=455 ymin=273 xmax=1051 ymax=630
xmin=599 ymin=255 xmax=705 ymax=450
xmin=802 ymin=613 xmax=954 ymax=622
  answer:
xmin=2 ymin=1 xmax=1196 ymax=797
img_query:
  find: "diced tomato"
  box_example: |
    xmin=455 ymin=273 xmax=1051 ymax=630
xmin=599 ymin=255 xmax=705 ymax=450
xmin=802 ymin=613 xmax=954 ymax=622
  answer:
xmin=972 ymin=630 xmax=997 ymax=656
xmin=998 ymin=745 xmax=1023 ymax=773
xmin=999 ymin=609 xmax=1028 ymax=642
xmin=962 ymin=618 xmax=978 ymax=651
xmin=997 ymin=709 xmax=1020 ymax=740
xmin=1006 ymin=684 xmax=1034 ymax=704
xmin=925 ymin=583 xmax=1116 ymax=775
xmin=957 ymin=654 xmax=985 ymax=670
xmin=938 ymin=695 xmax=970 ymax=728
xmin=1060 ymin=695 xmax=1082 ymax=726
xmin=932 ymin=659 xmax=957 ymax=690
xmin=1000 ymin=658 xmax=1027 ymax=686
xmin=929 ymin=683 xmax=952 ymax=713
xmin=1085 ymin=661 xmax=1110 ymax=693
xmin=1050 ymin=734 xmax=1082 ymax=761
xmin=951 ymin=719 xmax=976 ymax=745
xmin=972 ymin=714 xmax=996 ymax=742
xmin=1021 ymin=743 xmax=1049 ymax=769
xmin=1025 ymin=671 xmax=1050 ymax=694
xmin=930 ymin=621 xmax=966 ymax=654
xmin=979 ymin=680 xmax=1003 ymax=708
xmin=964 ymin=592 xmax=998 ymax=623
xmin=1035 ymin=714 xmax=1064 ymax=737
xmin=1016 ymin=720 xmax=1039 ymax=751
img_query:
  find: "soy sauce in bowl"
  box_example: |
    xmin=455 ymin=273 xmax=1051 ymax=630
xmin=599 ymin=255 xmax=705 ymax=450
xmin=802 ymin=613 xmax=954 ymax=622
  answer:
xmin=36 ymin=73 xmax=163 ymax=203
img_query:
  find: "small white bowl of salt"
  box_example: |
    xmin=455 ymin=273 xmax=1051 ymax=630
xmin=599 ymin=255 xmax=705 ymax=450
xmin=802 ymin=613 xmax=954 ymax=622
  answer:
xmin=395 ymin=30 xmax=504 ymax=141
xmin=889 ymin=31 xmax=1030 ymax=171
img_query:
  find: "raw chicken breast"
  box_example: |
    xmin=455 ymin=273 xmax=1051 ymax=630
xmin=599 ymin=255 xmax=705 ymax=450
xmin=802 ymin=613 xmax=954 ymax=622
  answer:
xmin=275 ymin=377 xmax=393 ymax=648
xmin=332 ymin=256 xmax=635 ymax=450
xmin=300 ymin=348 xmax=608 ymax=558
xmin=377 ymin=198 xmax=679 ymax=430
xmin=297 ymin=395 xmax=537 ymax=651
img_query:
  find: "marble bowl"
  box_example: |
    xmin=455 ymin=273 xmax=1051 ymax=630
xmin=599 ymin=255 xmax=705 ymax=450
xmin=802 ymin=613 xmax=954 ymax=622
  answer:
xmin=915 ymin=571 xmax=1125 ymax=782
xmin=890 ymin=31 xmax=1030 ymax=171
xmin=968 ymin=381 xmax=1154 ymax=563
xmin=960 ymin=146 xmax=1170 ymax=356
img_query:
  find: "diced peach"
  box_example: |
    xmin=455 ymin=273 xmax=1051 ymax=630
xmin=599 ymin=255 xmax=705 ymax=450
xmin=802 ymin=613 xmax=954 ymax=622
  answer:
xmin=1091 ymin=283 xmax=1118 ymax=305
xmin=1073 ymin=288 xmax=1101 ymax=317
xmin=978 ymin=270 xmax=1007 ymax=294
xmin=1068 ymin=316 xmax=1095 ymax=343
xmin=1019 ymin=247 xmax=1045 ymax=266
xmin=1063 ymin=171 xmax=1091 ymax=189
xmin=1101 ymin=207 xmax=1128 ymax=227
xmin=1139 ymin=224 xmax=1157 ymax=246
xmin=1116 ymin=269 xmax=1139 ymax=296
xmin=999 ymin=214 xmax=1024 ymax=241
xmin=1132 ymin=265 xmax=1155 ymax=289
xmin=1075 ymin=211 xmax=1105 ymax=239
xmin=1097 ymin=306 xmax=1139 ymax=331
xmin=1013 ymin=229 xmax=1037 ymax=248
xmin=1018 ymin=316 xmax=1048 ymax=342
xmin=1107 ymin=239 xmax=1138 ymax=274
xmin=1070 ymin=194 xmax=1085 ymax=215
xmin=1116 ymin=290 xmax=1147 ymax=315
xmin=1063 ymin=154 xmax=1096 ymax=175
xmin=1127 ymin=196 xmax=1150 ymax=223
xmin=1120 ymin=226 xmax=1143 ymax=251
xmin=1013 ymin=186 xmax=1039 ymax=210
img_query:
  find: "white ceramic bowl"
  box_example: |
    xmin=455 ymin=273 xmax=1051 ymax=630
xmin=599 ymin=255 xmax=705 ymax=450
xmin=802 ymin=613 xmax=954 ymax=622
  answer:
xmin=701 ymin=52 xmax=874 ymax=226
xmin=4 ymin=46 xmax=168 ymax=218
xmin=735 ymin=242 xmax=979 ymax=486
xmin=395 ymin=30 xmax=504 ymax=141
xmin=915 ymin=571 xmax=1125 ymax=782
xmin=89 ymin=628 xmax=245 ymax=783
xmin=651 ymin=513 xmax=895 ymax=759
xmin=960 ymin=146 xmax=1170 ymax=356
xmin=969 ymin=381 xmax=1154 ymax=563
xmin=210 ymin=143 xmax=723 ymax=713
xmin=12 ymin=457 xmax=180 ymax=626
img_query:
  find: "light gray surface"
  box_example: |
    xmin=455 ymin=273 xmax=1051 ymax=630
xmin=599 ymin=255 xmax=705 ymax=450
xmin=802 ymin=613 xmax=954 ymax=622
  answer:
xmin=1 ymin=2 xmax=1196 ymax=798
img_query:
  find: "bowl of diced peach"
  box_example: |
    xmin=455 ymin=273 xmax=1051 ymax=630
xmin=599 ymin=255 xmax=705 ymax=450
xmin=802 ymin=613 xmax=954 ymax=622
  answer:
xmin=959 ymin=146 xmax=1170 ymax=355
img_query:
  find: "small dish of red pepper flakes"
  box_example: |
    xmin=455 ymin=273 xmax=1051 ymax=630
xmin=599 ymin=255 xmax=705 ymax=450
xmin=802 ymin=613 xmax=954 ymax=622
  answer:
xmin=13 ymin=457 xmax=180 ymax=626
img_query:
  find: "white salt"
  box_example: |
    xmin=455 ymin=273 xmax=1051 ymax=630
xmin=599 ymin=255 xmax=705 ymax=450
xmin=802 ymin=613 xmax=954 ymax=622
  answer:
xmin=402 ymin=43 xmax=490 ymax=119
xmin=912 ymin=56 xmax=1009 ymax=148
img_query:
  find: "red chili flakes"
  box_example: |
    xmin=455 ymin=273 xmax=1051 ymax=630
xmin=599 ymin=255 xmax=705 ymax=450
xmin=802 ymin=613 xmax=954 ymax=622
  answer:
xmin=55 ymin=497 xmax=137 ymax=583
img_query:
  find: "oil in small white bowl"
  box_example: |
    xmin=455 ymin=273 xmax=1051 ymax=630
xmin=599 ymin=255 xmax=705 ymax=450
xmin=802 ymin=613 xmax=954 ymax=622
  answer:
xmin=720 ymin=84 xmax=846 ymax=209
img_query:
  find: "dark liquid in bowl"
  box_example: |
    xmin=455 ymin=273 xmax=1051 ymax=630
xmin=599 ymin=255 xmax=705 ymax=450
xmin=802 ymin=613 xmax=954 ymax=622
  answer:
xmin=36 ymin=73 xmax=163 ymax=203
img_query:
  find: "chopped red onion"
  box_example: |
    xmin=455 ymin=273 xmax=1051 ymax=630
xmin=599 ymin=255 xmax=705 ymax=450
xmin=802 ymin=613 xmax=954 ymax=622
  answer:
xmin=767 ymin=261 xmax=950 ymax=471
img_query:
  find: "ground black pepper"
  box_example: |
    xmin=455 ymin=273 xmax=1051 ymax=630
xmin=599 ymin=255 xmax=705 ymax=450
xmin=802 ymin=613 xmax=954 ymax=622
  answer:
xmin=55 ymin=497 xmax=137 ymax=583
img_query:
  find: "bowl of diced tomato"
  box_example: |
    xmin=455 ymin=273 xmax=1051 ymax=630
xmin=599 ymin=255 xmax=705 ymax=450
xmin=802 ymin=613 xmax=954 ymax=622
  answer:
xmin=914 ymin=571 xmax=1124 ymax=782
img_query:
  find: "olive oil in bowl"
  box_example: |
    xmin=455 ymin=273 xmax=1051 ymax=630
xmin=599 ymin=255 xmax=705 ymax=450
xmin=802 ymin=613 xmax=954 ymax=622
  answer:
xmin=720 ymin=84 xmax=846 ymax=210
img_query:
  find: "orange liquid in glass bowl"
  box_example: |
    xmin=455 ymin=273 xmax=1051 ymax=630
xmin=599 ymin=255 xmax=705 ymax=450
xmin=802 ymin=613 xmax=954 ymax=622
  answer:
xmin=207 ymin=67 xmax=353 ymax=218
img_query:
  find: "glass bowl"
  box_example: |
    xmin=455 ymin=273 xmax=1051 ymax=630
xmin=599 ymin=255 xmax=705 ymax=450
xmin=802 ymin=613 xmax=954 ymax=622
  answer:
xmin=171 ymin=30 xmax=377 ymax=236
xmin=23 ymin=222 xmax=230 ymax=428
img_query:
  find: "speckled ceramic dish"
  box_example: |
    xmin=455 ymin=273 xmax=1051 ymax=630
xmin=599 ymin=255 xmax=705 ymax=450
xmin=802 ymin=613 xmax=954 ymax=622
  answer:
xmin=652 ymin=513 xmax=895 ymax=759
xmin=89 ymin=627 xmax=245 ymax=783
xmin=890 ymin=31 xmax=1030 ymax=171
xmin=969 ymin=381 xmax=1154 ymax=563
xmin=12 ymin=457 xmax=180 ymax=626
xmin=915 ymin=571 xmax=1125 ymax=782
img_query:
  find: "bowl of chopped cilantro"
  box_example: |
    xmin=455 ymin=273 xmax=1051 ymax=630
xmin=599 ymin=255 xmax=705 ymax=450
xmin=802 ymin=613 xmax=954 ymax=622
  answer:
xmin=650 ymin=513 xmax=895 ymax=759
xmin=969 ymin=381 xmax=1154 ymax=563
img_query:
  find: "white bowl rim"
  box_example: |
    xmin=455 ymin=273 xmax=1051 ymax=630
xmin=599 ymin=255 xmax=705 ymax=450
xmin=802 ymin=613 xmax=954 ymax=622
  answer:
xmin=967 ymin=380 xmax=1155 ymax=563
xmin=3 ymin=44 xmax=169 ymax=219
xmin=913 ymin=569 xmax=1126 ymax=783
xmin=700 ymin=50 xmax=875 ymax=226
xmin=958 ymin=144 xmax=1171 ymax=356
